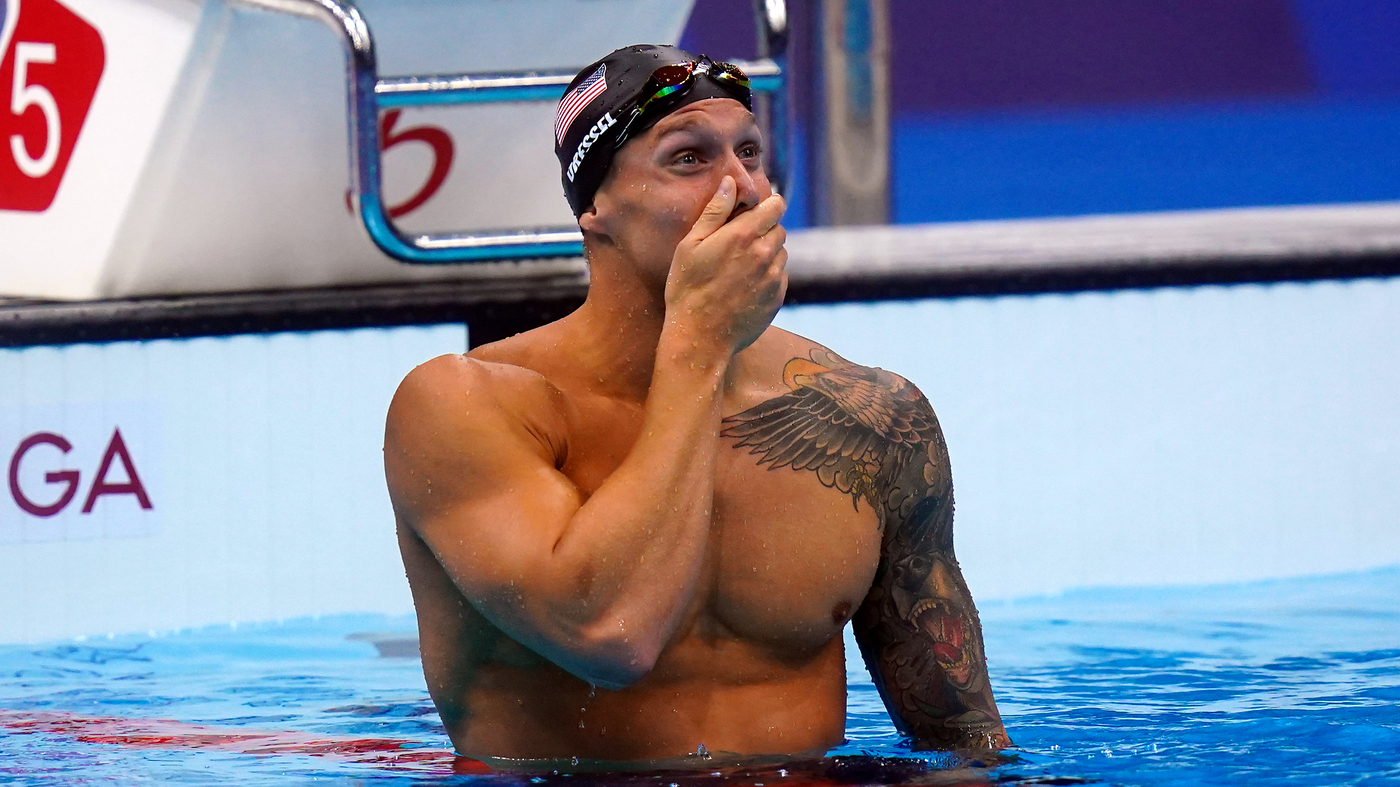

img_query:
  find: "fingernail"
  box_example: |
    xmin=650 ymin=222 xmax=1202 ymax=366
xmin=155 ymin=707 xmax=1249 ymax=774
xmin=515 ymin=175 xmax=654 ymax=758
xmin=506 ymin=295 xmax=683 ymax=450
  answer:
xmin=718 ymin=177 xmax=734 ymax=197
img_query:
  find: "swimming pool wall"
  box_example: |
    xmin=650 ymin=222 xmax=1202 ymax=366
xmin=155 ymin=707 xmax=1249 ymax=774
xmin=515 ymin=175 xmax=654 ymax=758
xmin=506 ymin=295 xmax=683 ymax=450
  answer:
xmin=0 ymin=325 xmax=464 ymax=644
xmin=4 ymin=280 xmax=1400 ymax=644
xmin=777 ymin=278 xmax=1400 ymax=602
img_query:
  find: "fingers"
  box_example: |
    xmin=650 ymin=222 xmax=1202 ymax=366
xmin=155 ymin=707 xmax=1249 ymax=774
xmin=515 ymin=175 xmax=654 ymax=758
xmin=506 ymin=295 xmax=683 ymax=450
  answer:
xmin=761 ymin=224 xmax=787 ymax=251
xmin=756 ymin=194 xmax=787 ymax=235
xmin=773 ymin=252 xmax=790 ymax=304
xmin=768 ymin=245 xmax=788 ymax=277
xmin=728 ymin=193 xmax=786 ymax=239
xmin=750 ymin=224 xmax=786 ymax=268
xmin=686 ymin=176 xmax=738 ymax=242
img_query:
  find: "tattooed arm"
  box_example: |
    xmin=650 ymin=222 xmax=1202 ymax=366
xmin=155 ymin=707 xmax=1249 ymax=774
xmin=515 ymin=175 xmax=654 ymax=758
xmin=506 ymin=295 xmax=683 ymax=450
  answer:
xmin=852 ymin=491 xmax=1009 ymax=748
xmin=848 ymin=381 xmax=1009 ymax=750
xmin=722 ymin=347 xmax=1008 ymax=749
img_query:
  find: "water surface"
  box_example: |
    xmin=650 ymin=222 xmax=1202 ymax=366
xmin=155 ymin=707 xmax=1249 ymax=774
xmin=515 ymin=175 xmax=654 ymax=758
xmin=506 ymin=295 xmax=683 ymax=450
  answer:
xmin=3 ymin=567 xmax=1397 ymax=785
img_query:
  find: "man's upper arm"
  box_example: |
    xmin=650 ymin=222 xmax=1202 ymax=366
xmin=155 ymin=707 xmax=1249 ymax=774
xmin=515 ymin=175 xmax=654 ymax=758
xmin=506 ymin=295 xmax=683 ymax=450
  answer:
xmin=850 ymin=379 xmax=1010 ymax=750
xmin=384 ymin=355 xmax=588 ymax=662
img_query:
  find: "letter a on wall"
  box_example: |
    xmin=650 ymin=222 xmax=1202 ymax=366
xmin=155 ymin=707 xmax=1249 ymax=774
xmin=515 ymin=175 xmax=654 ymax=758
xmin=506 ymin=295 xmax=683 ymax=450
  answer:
xmin=81 ymin=427 xmax=152 ymax=513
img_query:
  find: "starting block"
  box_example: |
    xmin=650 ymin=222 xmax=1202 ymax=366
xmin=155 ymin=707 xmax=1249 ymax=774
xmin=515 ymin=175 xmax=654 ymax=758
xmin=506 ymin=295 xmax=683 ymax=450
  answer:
xmin=0 ymin=0 xmax=786 ymax=299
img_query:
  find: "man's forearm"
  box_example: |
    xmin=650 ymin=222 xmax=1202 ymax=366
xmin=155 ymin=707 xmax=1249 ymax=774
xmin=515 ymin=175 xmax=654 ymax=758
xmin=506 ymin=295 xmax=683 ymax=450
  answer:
xmin=540 ymin=323 xmax=731 ymax=683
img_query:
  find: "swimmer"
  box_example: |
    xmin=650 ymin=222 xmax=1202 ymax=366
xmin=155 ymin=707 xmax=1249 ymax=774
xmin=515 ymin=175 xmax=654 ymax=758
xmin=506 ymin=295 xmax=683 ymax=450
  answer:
xmin=384 ymin=44 xmax=1008 ymax=766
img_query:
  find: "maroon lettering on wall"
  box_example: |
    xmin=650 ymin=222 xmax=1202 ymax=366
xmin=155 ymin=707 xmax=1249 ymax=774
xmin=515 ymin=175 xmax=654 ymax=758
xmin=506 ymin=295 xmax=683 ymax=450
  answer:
xmin=380 ymin=109 xmax=454 ymax=218
xmin=81 ymin=428 xmax=153 ymax=513
xmin=342 ymin=110 xmax=455 ymax=219
xmin=8 ymin=431 xmax=80 ymax=517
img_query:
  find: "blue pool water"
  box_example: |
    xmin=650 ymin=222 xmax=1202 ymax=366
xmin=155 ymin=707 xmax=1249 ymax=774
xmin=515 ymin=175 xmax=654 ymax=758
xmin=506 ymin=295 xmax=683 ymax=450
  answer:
xmin=2 ymin=566 xmax=1398 ymax=785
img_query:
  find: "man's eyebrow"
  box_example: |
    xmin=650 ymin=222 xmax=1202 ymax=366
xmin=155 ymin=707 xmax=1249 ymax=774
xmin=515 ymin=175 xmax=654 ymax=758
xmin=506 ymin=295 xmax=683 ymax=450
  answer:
xmin=655 ymin=116 xmax=708 ymax=137
xmin=654 ymin=115 xmax=760 ymax=142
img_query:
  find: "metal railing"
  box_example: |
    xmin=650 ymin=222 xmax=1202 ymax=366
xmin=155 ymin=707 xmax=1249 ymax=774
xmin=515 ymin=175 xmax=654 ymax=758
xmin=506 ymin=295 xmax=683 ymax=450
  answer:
xmin=236 ymin=0 xmax=789 ymax=264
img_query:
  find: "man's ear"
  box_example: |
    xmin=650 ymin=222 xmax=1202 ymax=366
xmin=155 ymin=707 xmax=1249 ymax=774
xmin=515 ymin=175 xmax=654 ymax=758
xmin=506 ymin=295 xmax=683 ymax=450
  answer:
xmin=577 ymin=197 xmax=613 ymax=243
xmin=577 ymin=202 xmax=602 ymax=234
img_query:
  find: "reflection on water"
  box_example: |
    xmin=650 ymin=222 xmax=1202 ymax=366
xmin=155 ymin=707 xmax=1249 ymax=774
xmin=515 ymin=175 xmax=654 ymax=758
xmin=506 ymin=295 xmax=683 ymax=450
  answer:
xmin=2 ymin=567 xmax=1398 ymax=785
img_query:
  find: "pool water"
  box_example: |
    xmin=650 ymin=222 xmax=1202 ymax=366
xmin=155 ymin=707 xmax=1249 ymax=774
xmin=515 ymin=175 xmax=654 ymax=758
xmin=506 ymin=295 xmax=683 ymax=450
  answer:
xmin=2 ymin=567 xmax=1398 ymax=786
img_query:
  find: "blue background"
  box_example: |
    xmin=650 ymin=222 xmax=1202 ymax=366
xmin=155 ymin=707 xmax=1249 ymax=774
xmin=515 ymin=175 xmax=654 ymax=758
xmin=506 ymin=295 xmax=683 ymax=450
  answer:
xmin=680 ymin=0 xmax=1400 ymax=227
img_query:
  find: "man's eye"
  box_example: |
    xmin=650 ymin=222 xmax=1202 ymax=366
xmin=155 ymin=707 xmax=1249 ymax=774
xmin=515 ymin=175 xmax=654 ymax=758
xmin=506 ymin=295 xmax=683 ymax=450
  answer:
xmin=674 ymin=152 xmax=700 ymax=166
xmin=740 ymin=144 xmax=762 ymax=159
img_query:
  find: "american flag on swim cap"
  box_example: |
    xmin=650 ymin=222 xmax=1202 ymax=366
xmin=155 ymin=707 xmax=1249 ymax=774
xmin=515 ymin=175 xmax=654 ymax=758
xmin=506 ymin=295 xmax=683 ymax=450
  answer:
xmin=555 ymin=64 xmax=608 ymax=145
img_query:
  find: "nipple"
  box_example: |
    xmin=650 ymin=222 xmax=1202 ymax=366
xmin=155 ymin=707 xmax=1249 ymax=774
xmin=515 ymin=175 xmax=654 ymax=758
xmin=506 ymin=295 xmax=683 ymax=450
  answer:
xmin=832 ymin=601 xmax=853 ymax=625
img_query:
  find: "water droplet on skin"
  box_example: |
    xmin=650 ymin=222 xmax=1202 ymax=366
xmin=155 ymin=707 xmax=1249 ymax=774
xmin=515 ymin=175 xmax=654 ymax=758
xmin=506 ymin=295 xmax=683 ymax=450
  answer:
xmin=570 ymin=756 xmax=580 ymax=767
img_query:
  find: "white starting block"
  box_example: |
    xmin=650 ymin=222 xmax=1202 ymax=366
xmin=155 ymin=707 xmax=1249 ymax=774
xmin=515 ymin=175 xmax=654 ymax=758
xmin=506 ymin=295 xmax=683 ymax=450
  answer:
xmin=0 ymin=0 xmax=788 ymax=300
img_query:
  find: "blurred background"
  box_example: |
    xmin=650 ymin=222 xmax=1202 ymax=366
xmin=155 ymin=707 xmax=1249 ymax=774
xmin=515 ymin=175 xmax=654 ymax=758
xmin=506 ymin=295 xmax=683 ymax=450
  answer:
xmin=685 ymin=0 xmax=1400 ymax=227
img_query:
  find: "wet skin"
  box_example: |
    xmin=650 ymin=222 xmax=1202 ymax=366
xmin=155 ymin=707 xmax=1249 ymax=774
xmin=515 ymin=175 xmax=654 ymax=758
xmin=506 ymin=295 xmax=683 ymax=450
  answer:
xmin=385 ymin=99 xmax=1008 ymax=766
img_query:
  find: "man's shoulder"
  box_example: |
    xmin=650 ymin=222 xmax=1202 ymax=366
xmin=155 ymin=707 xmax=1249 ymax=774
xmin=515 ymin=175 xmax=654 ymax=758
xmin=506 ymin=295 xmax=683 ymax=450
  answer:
xmin=394 ymin=352 xmax=561 ymax=411
xmin=388 ymin=352 xmax=569 ymax=451
xmin=756 ymin=326 xmax=925 ymax=394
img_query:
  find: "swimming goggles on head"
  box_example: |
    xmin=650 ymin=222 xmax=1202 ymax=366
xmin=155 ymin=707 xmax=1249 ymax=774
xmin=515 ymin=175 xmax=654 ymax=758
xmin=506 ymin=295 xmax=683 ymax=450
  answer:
xmin=614 ymin=56 xmax=752 ymax=147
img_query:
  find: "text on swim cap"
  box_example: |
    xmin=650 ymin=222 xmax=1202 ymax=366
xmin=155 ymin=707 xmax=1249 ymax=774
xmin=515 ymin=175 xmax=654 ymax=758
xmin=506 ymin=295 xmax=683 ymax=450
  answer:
xmin=567 ymin=111 xmax=616 ymax=182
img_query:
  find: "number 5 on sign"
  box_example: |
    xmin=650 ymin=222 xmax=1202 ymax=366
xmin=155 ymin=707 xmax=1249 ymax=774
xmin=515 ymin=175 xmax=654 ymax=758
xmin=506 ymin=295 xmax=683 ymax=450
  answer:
xmin=0 ymin=0 xmax=103 ymax=213
xmin=11 ymin=41 xmax=58 ymax=177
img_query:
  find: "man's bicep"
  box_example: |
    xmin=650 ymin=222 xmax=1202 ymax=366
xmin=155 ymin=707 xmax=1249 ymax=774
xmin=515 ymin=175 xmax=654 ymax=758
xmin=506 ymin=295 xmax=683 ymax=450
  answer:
xmin=852 ymin=504 xmax=1009 ymax=750
xmin=415 ymin=460 xmax=583 ymax=609
xmin=385 ymin=357 xmax=582 ymax=616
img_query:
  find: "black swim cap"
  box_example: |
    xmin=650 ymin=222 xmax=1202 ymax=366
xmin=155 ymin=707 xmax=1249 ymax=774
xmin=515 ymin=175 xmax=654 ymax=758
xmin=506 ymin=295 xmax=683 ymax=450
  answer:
xmin=554 ymin=44 xmax=753 ymax=218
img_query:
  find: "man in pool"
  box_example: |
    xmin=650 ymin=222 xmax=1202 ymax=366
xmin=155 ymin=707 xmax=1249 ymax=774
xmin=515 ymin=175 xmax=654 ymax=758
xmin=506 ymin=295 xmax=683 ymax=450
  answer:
xmin=384 ymin=45 xmax=1008 ymax=765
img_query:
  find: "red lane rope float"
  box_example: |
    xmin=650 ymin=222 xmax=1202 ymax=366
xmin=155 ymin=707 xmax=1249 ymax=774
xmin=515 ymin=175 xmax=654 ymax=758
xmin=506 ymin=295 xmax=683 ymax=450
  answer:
xmin=0 ymin=710 xmax=994 ymax=785
xmin=0 ymin=709 xmax=490 ymax=774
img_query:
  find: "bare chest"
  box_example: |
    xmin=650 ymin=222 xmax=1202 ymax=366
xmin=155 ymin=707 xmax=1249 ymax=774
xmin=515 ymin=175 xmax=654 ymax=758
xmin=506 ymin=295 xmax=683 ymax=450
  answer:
xmin=561 ymin=399 xmax=883 ymax=658
xmin=708 ymin=451 xmax=883 ymax=651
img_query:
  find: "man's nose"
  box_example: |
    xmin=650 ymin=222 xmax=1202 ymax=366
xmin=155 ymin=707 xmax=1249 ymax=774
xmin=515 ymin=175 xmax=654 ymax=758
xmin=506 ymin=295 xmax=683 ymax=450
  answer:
xmin=723 ymin=154 xmax=767 ymax=215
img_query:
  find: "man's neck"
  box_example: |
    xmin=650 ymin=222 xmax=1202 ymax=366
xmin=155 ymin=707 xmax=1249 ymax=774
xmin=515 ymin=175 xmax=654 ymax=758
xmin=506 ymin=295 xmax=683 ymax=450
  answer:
xmin=564 ymin=251 xmax=672 ymax=404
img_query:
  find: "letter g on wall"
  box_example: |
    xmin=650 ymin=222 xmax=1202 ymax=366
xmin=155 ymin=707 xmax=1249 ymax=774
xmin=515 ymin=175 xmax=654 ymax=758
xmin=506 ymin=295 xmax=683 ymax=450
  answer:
xmin=8 ymin=431 xmax=78 ymax=516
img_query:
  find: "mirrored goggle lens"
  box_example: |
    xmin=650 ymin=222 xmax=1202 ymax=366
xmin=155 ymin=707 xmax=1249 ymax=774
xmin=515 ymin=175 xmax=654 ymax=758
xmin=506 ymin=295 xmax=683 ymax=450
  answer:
xmin=648 ymin=64 xmax=696 ymax=90
xmin=635 ymin=64 xmax=697 ymax=113
xmin=709 ymin=61 xmax=751 ymax=89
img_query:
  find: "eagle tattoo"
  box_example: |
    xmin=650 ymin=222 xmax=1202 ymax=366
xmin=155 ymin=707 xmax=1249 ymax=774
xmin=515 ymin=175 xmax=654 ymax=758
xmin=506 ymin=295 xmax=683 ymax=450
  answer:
xmin=721 ymin=348 xmax=1005 ymax=748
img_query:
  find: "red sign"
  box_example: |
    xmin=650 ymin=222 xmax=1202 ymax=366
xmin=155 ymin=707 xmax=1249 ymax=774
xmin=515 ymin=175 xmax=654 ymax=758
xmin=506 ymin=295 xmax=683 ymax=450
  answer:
xmin=0 ymin=0 xmax=105 ymax=212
